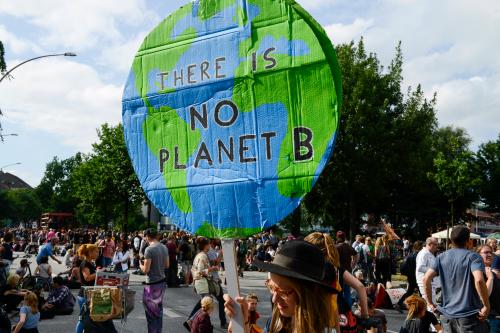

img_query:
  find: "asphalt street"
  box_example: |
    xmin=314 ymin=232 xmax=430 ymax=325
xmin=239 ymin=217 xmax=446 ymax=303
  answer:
xmin=9 ymin=252 xmax=406 ymax=332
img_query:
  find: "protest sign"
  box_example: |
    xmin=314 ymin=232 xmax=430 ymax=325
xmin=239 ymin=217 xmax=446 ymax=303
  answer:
xmin=123 ymin=1 xmax=341 ymax=330
xmin=122 ymin=0 xmax=342 ymax=239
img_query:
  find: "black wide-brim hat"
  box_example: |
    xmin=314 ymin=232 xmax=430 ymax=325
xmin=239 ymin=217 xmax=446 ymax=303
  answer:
xmin=254 ymin=240 xmax=338 ymax=293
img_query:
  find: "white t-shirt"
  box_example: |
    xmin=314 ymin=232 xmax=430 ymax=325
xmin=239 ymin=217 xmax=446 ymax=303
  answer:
xmin=112 ymin=250 xmax=130 ymax=271
xmin=416 ymin=247 xmax=440 ymax=302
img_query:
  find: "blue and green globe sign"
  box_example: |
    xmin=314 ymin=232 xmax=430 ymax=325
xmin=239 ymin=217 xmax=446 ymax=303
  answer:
xmin=122 ymin=0 xmax=341 ymax=238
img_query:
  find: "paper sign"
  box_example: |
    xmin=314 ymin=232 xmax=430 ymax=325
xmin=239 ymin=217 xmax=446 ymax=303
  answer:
xmin=122 ymin=0 xmax=342 ymax=238
xmin=95 ymin=271 xmax=130 ymax=287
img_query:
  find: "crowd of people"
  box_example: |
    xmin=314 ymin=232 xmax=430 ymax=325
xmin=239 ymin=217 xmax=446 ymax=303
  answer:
xmin=0 ymin=225 xmax=497 ymax=332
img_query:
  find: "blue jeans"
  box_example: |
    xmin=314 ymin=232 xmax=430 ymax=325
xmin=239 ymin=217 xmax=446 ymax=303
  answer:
xmin=488 ymin=317 xmax=499 ymax=333
xmin=75 ymin=296 xmax=85 ymax=333
xmin=103 ymin=257 xmax=112 ymax=267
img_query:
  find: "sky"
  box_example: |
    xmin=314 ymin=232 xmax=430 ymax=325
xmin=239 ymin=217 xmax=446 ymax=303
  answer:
xmin=0 ymin=0 xmax=499 ymax=187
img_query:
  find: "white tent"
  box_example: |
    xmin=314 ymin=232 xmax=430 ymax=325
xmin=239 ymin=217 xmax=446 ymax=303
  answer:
xmin=431 ymin=227 xmax=481 ymax=240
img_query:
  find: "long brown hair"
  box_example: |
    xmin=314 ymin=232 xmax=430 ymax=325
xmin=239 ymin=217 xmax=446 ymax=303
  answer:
xmin=269 ymin=276 xmax=334 ymax=333
xmin=78 ymin=244 xmax=98 ymax=259
xmin=24 ymin=291 xmax=39 ymax=314
xmin=304 ymin=232 xmax=339 ymax=268
xmin=404 ymin=295 xmax=426 ymax=320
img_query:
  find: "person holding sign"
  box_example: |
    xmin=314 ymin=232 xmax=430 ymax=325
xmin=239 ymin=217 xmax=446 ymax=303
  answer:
xmin=224 ymin=240 xmax=338 ymax=333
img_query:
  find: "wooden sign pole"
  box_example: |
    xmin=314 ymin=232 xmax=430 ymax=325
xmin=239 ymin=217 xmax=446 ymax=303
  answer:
xmin=221 ymin=239 xmax=245 ymax=333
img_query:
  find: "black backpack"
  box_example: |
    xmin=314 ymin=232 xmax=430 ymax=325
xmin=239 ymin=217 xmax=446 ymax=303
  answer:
xmin=400 ymin=252 xmax=416 ymax=277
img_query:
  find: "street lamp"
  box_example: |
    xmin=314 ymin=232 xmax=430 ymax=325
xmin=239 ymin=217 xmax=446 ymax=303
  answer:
xmin=0 ymin=132 xmax=18 ymax=143
xmin=0 ymin=52 xmax=77 ymax=83
xmin=0 ymin=162 xmax=21 ymax=172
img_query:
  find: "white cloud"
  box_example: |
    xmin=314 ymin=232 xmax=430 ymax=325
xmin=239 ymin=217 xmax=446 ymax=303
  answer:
xmin=0 ymin=0 xmax=156 ymax=52
xmin=324 ymin=18 xmax=374 ymax=45
xmin=0 ymin=25 xmax=41 ymax=55
xmin=98 ymin=32 xmax=147 ymax=74
xmin=0 ymin=58 xmax=122 ymax=150
xmin=319 ymin=0 xmax=500 ymax=146
xmin=432 ymin=77 xmax=500 ymax=147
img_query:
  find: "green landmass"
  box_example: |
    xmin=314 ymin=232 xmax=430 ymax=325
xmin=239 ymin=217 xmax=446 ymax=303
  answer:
xmin=195 ymin=221 xmax=262 ymax=238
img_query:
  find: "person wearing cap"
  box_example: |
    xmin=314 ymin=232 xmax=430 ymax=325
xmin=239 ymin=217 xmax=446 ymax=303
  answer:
xmin=224 ymin=240 xmax=337 ymax=333
xmin=140 ymin=228 xmax=169 ymax=333
xmin=423 ymin=225 xmax=490 ymax=333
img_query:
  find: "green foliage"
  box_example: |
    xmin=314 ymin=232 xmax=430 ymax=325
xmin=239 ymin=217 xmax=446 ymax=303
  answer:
xmin=0 ymin=41 xmax=6 ymax=74
xmin=1 ymin=189 xmax=42 ymax=224
xmin=36 ymin=153 xmax=83 ymax=212
xmin=475 ymin=135 xmax=500 ymax=212
xmin=71 ymin=124 xmax=145 ymax=230
xmin=304 ymin=39 xmax=442 ymax=237
xmin=428 ymin=126 xmax=479 ymax=202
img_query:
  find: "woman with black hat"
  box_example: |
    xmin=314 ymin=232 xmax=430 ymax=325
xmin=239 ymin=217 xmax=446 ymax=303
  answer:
xmin=224 ymin=240 xmax=337 ymax=333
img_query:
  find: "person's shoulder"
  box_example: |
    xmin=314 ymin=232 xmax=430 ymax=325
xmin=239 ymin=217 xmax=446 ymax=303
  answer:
xmin=493 ymin=255 xmax=500 ymax=269
xmin=20 ymin=305 xmax=29 ymax=314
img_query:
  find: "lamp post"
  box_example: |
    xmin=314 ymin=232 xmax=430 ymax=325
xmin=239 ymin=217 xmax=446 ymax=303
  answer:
xmin=0 ymin=52 xmax=77 ymax=83
xmin=0 ymin=162 xmax=21 ymax=172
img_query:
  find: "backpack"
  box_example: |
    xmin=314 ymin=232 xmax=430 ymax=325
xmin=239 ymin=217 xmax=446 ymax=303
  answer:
xmin=180 ymin=242 xmax=193 ymax=261
xmin=400 ymin=253 xmax=416 ymax=277
xmin=238 ymin=241 xmax=248 ymax=256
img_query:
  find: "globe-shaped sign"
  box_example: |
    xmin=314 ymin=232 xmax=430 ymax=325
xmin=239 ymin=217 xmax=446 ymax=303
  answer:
xmin=122 ymin=0 xmax=341 ymax=238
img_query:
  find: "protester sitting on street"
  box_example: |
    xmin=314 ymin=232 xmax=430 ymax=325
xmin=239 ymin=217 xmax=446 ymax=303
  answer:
xmin=12 ymin=291 xmax=40 ymax=333
xmin=34 ymin=256 xmax=52 ymax=290
xmin=16 ymin=259 xmax=30 ymax=279
xmin=398 ymin=295 xmax=442 ymax=333
xmin=423 ymin=226 xmax=490 ymax=332
xmin=112 ymin=241 xmax=130 ymax=273
xmin=355 ymin=299 xmax=387 ymax=333
xmin=32 ymin=284 xmax=45 ymax=313
xmin=63 ymin=249 xmax=73 ymax=268
xmin=40 ymin=276 xmax=75 ymax=319
xmin=190 ymin=296 xmax=214 ymax=333
xmin=225 ymin=240 xmax=338 ymax=333
xmin=36 ymin=238 xmax=61 ymax=266
xmin=476 ymin=244 xmax=500 ymax=333
xmin=1 ymin=274 xmax=28 ymax=312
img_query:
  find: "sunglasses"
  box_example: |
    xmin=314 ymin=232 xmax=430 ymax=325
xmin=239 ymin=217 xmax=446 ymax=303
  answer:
xmin=265 ymin=281 xmax=295 ymax=301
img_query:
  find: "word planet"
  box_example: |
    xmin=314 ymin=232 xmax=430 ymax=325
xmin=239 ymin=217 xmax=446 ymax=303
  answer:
xmin=122 ymin=0 xmax=342 ymax=238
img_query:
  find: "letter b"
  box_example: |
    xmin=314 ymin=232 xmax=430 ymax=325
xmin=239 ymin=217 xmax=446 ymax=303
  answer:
xmin=293 ymin=127 xmax=313 ymax=161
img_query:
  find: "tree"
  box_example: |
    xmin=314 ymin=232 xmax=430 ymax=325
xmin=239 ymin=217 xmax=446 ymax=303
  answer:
xmin=2 ymin=189 xmax=42 ymax=225
xmin=475 ymin=134 xmax=500 ymax=212
xmin=36 ymin=153 xmax=83 ymax=212
xmin=72 ymin=124 xmax=145 ymax=230
xmin=0 ymin=41 xmax=6 ymax=74
xmin=303 ymin=40 xmax=440 ymax=238
xmin=428 ymin=126 xmax=479 ymax=239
